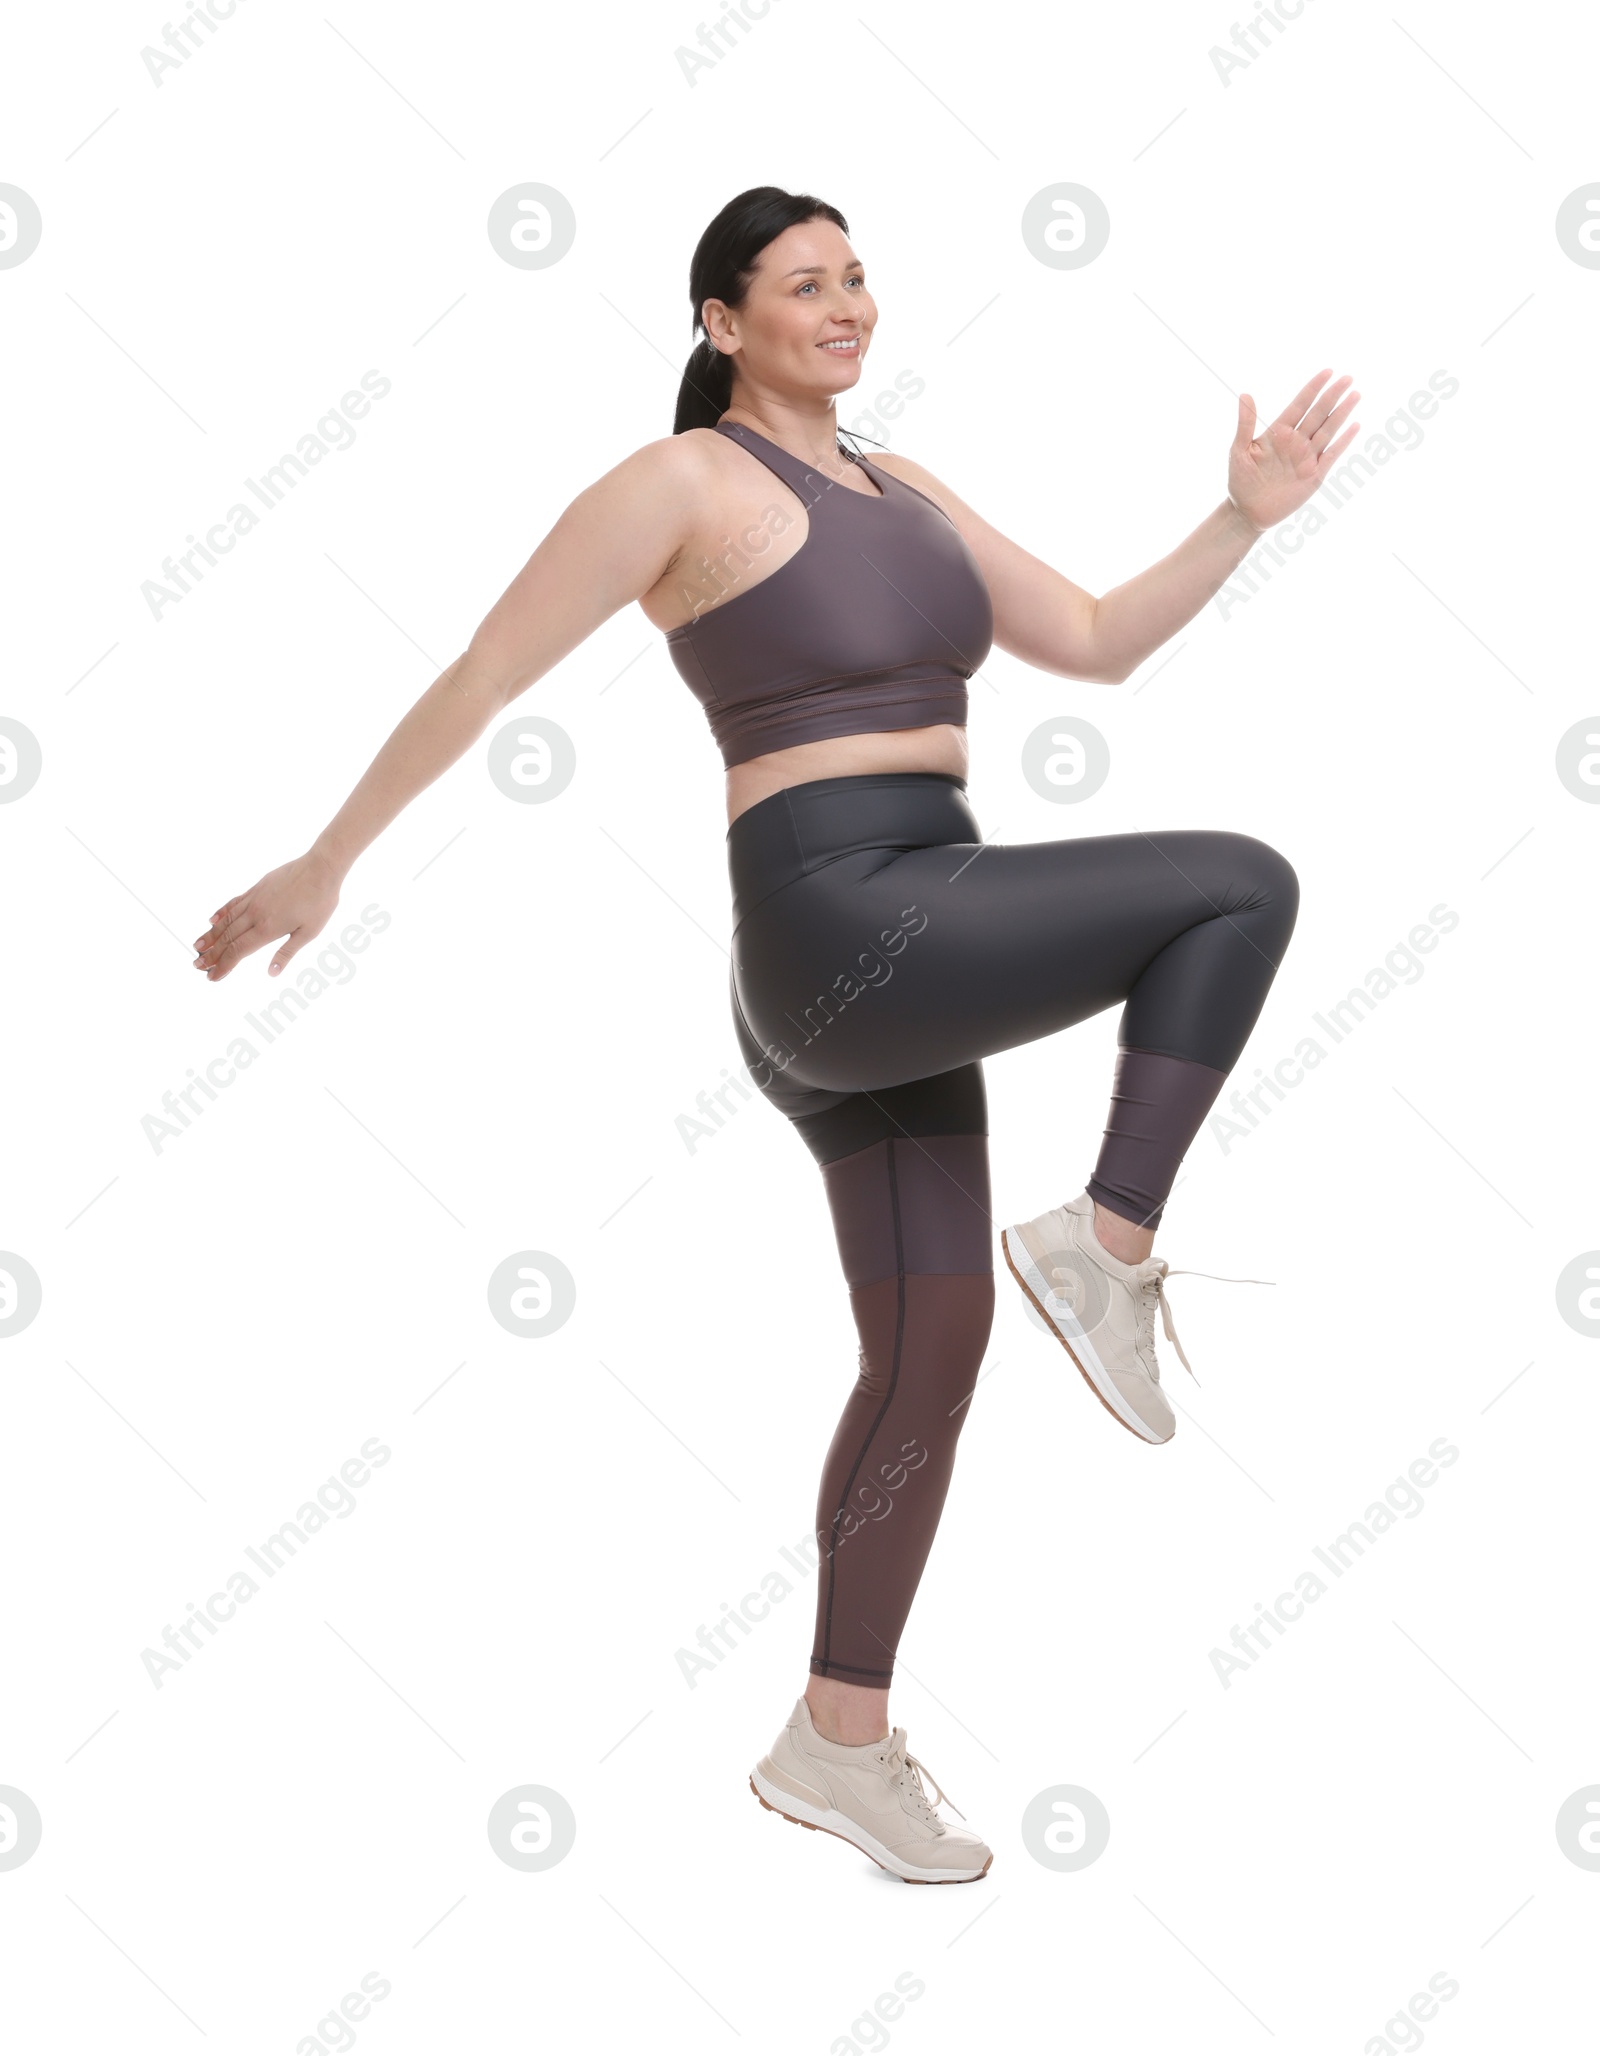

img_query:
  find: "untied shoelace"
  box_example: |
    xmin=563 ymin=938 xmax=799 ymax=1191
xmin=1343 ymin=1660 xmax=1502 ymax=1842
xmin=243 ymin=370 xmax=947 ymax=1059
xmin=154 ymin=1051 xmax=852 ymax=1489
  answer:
xmin=883 ymin=1729 xmax=965 ymax=1829
xmin=1133 ymin=1261 xmax=1275 ymax=1388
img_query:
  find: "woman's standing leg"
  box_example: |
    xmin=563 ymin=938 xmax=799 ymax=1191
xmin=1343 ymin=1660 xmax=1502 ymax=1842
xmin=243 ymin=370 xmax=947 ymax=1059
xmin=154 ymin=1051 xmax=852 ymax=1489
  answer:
xmin=740 ymin=1063 xmax=1000 ymax=1884
xmin=726 ymin=1007 xmax=997 ymax=1741
xmin=796 ymin=1070 xmax=995 ymax=1734
xmin=733 ymin=1012 xmax=999 ymax=1884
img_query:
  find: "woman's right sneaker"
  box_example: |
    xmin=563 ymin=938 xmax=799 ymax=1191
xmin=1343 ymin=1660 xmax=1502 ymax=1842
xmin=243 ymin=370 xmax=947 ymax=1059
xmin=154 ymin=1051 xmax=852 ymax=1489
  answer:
xmin=750 ymin=1697 xmax=992 ymax=1884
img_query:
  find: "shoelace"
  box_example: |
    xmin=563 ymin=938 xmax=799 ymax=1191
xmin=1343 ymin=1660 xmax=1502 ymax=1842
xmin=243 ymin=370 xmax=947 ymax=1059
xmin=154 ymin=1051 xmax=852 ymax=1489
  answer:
xmin=1133 ymin=1261 xmax=1275 ymax=1388
xmin=881 ymin=1732 xmax=965 ymax=1830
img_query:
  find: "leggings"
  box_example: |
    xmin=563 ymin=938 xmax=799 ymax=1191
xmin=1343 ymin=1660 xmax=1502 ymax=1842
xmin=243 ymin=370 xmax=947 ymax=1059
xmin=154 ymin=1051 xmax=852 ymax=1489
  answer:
xmin=727 ymin=772 xmax=1299 ymax=1686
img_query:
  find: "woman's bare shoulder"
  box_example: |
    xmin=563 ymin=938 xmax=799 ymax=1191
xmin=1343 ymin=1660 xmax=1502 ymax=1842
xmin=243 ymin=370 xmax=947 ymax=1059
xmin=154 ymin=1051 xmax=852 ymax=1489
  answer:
xmin=609 ymin=427 xmax=727 ymax=489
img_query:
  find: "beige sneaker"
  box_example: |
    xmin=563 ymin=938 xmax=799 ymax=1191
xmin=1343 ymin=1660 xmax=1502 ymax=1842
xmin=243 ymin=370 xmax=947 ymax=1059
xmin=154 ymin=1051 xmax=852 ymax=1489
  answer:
xmin=1001 ymin=1191 xmax=1272 ymax=1444
xmin=750 ymin=1698 xmax=992 ymax=1884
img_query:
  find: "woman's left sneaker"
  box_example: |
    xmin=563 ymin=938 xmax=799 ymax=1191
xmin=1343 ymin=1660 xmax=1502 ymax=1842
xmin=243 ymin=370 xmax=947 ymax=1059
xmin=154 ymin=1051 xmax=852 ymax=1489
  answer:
xmin=1001 ymin=1191 xmax=1272 ymax=1444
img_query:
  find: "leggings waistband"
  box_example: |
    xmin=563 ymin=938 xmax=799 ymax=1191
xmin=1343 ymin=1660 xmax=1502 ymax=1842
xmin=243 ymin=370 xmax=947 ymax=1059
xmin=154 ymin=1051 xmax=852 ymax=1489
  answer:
xmin=726 ymin=773 xmax=980 ymax=929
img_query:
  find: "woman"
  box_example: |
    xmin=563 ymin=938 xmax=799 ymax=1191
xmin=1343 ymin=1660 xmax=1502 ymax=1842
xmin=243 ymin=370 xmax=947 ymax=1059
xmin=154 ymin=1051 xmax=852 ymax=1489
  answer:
xmin=193 ymin=185 xmax=1356 ymax=1887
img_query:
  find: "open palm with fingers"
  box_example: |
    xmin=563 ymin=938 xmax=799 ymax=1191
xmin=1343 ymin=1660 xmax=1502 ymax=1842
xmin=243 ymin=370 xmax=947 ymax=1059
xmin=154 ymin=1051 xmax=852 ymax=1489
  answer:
xmin=193 ymin=852 xmax=342 ymax=982
xmin=1228 ymin=368 xmax=1360 ymax=534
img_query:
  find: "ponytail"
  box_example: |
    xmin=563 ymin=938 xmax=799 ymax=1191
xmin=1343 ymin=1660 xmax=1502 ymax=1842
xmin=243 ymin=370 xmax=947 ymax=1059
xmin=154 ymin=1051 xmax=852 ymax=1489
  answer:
xmin=673 ymin=336 xmax=734 ymax=436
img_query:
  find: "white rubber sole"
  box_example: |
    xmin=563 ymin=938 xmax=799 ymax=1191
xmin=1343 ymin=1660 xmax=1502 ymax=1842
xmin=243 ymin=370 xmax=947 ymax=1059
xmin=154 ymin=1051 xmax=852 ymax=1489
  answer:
xmin=1000 ymin=1226 xmax=1168 ymax=1445
xmin=749 ymin=1766 xmax=990 ymax=1884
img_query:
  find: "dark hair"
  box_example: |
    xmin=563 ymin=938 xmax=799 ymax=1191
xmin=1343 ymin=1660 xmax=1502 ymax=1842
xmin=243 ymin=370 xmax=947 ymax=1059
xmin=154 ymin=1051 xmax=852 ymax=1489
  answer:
xmin=673 ymin=185 xmax=851 ymax=436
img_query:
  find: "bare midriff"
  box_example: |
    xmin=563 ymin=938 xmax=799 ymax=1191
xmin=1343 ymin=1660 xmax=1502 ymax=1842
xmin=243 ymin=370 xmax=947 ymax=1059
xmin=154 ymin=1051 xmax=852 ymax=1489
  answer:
xmin=725 ymin=721 xmax=969 ymax=825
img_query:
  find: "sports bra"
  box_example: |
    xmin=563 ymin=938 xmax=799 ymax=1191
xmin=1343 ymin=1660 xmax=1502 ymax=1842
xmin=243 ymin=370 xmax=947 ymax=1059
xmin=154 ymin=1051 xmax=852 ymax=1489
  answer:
xmin=663 ymin=420 xmax=994 ymax=769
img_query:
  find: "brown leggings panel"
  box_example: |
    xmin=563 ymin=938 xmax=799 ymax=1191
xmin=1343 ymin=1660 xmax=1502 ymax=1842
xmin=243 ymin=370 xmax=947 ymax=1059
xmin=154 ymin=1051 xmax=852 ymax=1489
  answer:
xmin=809 ymin=1133 xmax=995 ymax=1686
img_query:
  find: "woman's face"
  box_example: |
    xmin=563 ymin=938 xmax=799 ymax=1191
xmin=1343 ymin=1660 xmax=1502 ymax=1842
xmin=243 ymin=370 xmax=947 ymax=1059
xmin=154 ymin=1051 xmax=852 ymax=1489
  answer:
xmin=704 ymin=217 xmax=876 ymax=403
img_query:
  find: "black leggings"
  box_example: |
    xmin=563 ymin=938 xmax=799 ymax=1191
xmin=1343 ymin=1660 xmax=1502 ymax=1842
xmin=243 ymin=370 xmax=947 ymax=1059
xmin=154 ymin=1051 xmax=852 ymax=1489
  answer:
xmin=727 ymin=772 xmax=1299 ymax=1685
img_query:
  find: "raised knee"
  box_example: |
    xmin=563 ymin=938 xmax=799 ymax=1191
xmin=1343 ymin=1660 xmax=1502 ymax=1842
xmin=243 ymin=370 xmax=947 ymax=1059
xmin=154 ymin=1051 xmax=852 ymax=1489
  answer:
xmin=1232 ymin=834 xmax=1299 ymax=918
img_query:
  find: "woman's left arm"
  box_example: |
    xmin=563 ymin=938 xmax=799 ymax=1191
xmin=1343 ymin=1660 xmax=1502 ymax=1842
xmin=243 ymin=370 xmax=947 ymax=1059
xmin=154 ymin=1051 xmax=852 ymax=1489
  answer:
xmin=876 ymin=368 xmax=1359 ymax=685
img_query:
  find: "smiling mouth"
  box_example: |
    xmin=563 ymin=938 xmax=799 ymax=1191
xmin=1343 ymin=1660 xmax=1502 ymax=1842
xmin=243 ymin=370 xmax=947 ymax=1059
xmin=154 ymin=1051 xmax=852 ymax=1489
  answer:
xmin=819 ymin=336 xmax=862 ymax=353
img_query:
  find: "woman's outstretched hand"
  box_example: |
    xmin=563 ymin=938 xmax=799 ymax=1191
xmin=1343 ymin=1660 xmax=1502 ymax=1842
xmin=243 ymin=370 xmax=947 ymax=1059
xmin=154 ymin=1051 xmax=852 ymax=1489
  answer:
xmin=193 ymin=851 xmax=343 ymax=983
xmin=1227 ymin=369 xmax=1360 ymax=534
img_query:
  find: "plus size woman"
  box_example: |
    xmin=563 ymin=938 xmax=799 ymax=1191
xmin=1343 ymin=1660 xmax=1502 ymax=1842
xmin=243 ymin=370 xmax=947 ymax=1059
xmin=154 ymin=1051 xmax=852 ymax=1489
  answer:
xmin=194 ymin=186 xmax=1358 ymax=1885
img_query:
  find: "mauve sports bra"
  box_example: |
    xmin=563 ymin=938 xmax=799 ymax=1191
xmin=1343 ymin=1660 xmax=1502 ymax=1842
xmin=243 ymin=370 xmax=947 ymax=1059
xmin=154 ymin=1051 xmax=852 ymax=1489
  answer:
xmin=663 ymin=421 xmax=993 ymax=769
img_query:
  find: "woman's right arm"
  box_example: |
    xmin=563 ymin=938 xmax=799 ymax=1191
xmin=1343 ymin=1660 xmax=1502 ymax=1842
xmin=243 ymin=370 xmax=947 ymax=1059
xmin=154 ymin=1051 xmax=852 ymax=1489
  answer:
xmin=194 ymin=435 xmax=700 ymax=982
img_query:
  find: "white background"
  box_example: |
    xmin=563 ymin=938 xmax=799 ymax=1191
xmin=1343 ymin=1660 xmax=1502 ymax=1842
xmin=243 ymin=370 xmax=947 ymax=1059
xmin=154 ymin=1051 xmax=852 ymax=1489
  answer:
xmin=3 ymin=0 xmax=1597 ymax=2048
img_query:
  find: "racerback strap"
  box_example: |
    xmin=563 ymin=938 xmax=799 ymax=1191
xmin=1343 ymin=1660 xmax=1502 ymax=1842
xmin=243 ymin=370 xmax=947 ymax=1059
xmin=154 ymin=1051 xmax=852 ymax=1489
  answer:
xmin=714 ymin=420 xmax=855 ymax=511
